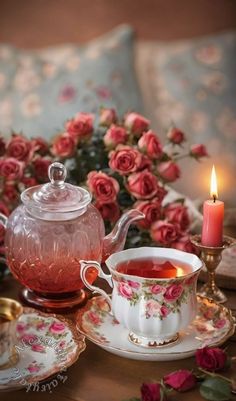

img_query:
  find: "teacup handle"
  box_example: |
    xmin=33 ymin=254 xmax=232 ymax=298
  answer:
xmin=80 ymin=260 xmax=113 ymax=308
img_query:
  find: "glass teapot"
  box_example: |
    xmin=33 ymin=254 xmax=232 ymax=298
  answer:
xmin=0 ymin=162 xmax=144 ymax=311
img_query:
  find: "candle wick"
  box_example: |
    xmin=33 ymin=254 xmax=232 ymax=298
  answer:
xmin=213 ymin=195 xmax=216 ymax=203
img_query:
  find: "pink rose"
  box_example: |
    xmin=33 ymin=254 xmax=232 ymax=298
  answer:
xmin=109 ymin=145 xmax=142 ymax=175
xmin=151 ymin=221 xmax=180 ymax=245
xmin=104 ymin=125 xmax=128 ymax=148
xmin=157 ymin=161 xmax=180 ymax=182
xmin=127 ymin=280 xmax=140 ymax=289
xmin=0 ymin=158 xmax=24 ymax=180
xmin=171 ymin=235 xmax=198 ymax=254
xmin=160 ymin=305 xmax=170 ymax=318
xmin=3 ymin=184 xmax=19 ymax=203
xmin=146 ymin=299 xmax=161 ymax=317
xmin=31 ymin=344 xmax=45 ymax=353
xmin=127 ymin=170 xmax=158 ymax=200
xmin=52 ymin=132 xmax=77 ymax=158
xmin=164 ymin=284 xmax=183 ymax=302
xmin=99 ymin=108 xmax=117 ymax=127
xmin=164 ymin=369 xmax=197 ymax=392
xmin=66 ymin=112 xmax=94 ymax=139
xmin=134 ymin=199 xmax=162 ymax=229
xmin=214 ymin=319 xmax=226 ymax=329
xmin=195 ymin=347 xmax=227 ymax=372
xmin=190 ymin=144 xmax=208 ymax=159
xmin=167 ymin=127 xmax=186 ymax=145
xmin=32 ymin=137 xmax=49 ymax=155
xmin=94 ymin=201 xmax=120 ymax=223
xmin=150 ymin=284 xmax=163 ymax=294
xmin=16 ymin=322 xmax=26 ymax=333
xmin=118 ymin=282 xmax=133 ymax=299
xmin=0 ymin=137 xmax=6 ymax=156
xmin=141 ymin=382 xmax=162 ymax=401
xmin=21 ymin=334 xmax=38 ymax=344
xmin=21 ymin=176 xmax=38 ymax=188
xmin=87 ymin=171 xmax=119 ymax=202
xmin=7 ymin=134 xmax=33 ymax=162
xmin=33 ymin=158 xmax=52 ymax=182
xmin=138 ymin=130 xmax=163 ymax=159
xmin=87 ymin=311 xmax=102 ymax=325
xmin=49 ymin=321 xmax=66 ymax=334
xmin=27 ymin=364 xmax=40 ymax=373
xmin=124 ymin=112 xmax=150 ymax=136
xmin=165 ymin=203 xmax=190 ymax=231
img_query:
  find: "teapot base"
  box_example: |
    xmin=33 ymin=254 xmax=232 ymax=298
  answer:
xmin=20 ymin=288 xmax=88 ymax=313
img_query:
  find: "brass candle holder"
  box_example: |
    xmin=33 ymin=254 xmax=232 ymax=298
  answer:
xmin=191 ymin=235 xmax=235 ymax=303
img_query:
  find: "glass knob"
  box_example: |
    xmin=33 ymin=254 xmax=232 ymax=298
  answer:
xmin=48 ymin=162 xmax=67 ymax=186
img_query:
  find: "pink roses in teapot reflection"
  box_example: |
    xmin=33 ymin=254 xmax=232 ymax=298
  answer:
xmin=0 ymin=109 xmax=208 ymax=257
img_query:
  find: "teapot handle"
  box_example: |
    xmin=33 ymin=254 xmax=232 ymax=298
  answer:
xmin=0 ymin=213 xmax=8 ymax=228
xmin=80 ymin=260 xmax=113 ymax=308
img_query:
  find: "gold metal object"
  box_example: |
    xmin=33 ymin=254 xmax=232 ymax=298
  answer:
xmin=191 ymin=235 xmax=235 ymax=303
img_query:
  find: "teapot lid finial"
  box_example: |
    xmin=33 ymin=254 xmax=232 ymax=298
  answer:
xmin=48 ymin=162 xmax=67 ymax=186
xmin=21 ymin=162 xmax=91 ymax=220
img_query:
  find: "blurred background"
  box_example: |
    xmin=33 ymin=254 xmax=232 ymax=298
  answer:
xmin=0 ymin=0 xmax=236 ymax=205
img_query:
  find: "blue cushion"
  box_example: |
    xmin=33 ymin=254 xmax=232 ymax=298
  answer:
xmin=139 ymin=31 xmax=236 ymax=205
xmin=0 ymin=25 xmax=143 ymax=139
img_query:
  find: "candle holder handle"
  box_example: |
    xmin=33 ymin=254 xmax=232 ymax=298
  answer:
xmin=191 ymin=235 xmax=235 ymax=303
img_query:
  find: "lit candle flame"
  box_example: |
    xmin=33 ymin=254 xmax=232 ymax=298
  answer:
xmin=210 ymin=165 xmax=218 ymax=200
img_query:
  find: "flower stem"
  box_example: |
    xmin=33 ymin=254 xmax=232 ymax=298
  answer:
xmin=173 ymin=153 xmax=190 ymax=161
xmin=198 ymin=368 xmax=232 ymax=384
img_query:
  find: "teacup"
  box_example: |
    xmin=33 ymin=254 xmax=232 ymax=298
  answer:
xmin=0 ymin=298 xmax=23 ymax=368
xmin=80 ymin=247 xmax=203 ymax=348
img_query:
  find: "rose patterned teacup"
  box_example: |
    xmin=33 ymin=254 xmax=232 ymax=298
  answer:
xmin=80 ymin=247 xmax=203 ymax=348
xmin=0 ymin=298 xmax=23 ymax=367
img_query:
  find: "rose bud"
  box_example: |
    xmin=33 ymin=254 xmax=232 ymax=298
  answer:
xmin=32 ymin=137 xmax=49 ymax=156
xmin=140 ymin=382 xmax=163 ymax=401
xmin=138 ymin=130 xmax=163 ymax=159
xmin=134 ymin=199 xmax=162 ymax=229
xmin=0 ymin=158 xmax=24 ymax=180
xmin=127 ymin=170 xmax=158 ymax=200
xmin=164 ymin=202 xmax=190 ymax=231
xmin=99 ymin=108 xmax=117 ymax=127
xmin=157 ymin=161 xmax=180 ymax=182
xmin=33 ymin=158 xmax=52 ymax=182
xmin=0 ymin=137 xmax=6 ymax=156
xmin=167 ymin=127 xmax=186 ymax=145
xmin=124 ymin=112 xmax=150 ymax=136
xmin=103 ymin=125 xmax=128 ymax=148
xmin=87 ymin=171 xmax=119 ymax=203
xmin=190 ymin=144 xmax=208 ymax=159
xmin=109 ymin=145 xmax=143 ymax=175
xmin=94 ymin=201 xmax=120 ymax=223
xmin=65 ymin=112 xmax=94 ymax=139
xmin=51 ymin=132 xmax=77 ymax=158
xmin=6 ymin=134 xmax=34 ymax=162
xmin=195 ymin=347 xmax=227 ymax=372
xmin=164 ymin=369 xmax=197 ymax=392
xmin=151 ymin=220 xmax=180 ymax=245
xmin=171 ymin=235 xmax=198 ymax=254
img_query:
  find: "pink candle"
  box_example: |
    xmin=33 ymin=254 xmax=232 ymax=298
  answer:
xmin=201 ymin=166 xmax=224 ymax=247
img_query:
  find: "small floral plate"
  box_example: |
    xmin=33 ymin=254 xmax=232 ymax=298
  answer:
xmin=0 ymin=307 xmax=86 ymax=391
xmin=76 ymin=295 xmax=235 ymax=361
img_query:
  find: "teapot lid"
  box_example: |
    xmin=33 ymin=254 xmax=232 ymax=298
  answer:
xmin=21 ymin=162 xmax=91 ymax=220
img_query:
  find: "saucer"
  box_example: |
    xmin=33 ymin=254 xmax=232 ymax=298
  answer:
xmin=76 ymin=295 xmax=235 ymax=361
xmin=0 ymin=307 xmax=86 ymax=391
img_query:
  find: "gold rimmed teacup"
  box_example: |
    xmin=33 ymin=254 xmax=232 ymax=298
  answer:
xmin=0 ymin=298 xmax=23 ymax=369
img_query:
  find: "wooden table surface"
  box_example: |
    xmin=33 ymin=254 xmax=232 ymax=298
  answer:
xmin=1 ymin=276 xmax=236 ymax=401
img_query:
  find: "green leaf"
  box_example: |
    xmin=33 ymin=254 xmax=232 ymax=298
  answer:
xmin=200 ymin=378 xmax=231 ymax=401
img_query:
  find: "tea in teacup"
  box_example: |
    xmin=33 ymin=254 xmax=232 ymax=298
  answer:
xmin=116 ymin=257 xmax=193 ymax=279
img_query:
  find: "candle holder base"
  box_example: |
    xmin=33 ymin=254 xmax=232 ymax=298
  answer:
xmin=191 ymin=235 xmax=235 ymax=304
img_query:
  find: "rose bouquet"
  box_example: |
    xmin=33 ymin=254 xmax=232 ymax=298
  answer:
xmin=0 ymin=109 xmax=208 ymax=261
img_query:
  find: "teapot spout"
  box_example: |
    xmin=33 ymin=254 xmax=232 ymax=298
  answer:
xmin=102 ymin=209 xmax=144 ymax=261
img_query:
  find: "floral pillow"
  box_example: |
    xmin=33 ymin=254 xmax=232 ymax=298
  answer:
xmin=0 ymin=25 xmax=143 ymax=139
xmin=136 ymin=31 xmax=236 ymax=206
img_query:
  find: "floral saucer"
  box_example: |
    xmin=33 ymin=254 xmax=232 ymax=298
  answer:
xmin=0 ymin=307 xmax=86 ymax=391
xmin=76 ymin=295 xmax=235 ymax=361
